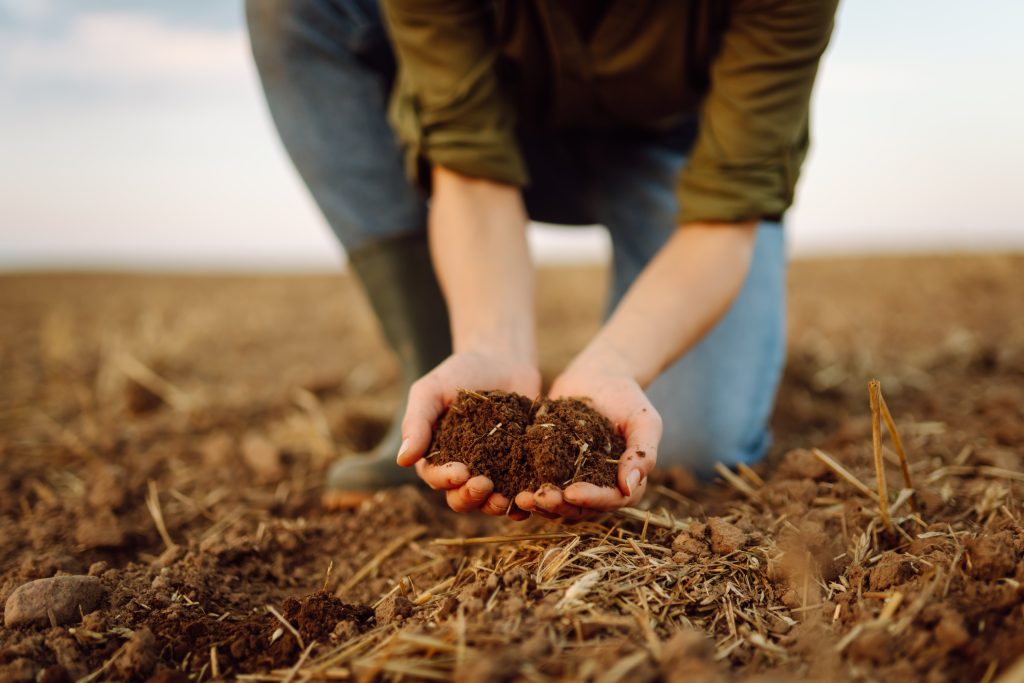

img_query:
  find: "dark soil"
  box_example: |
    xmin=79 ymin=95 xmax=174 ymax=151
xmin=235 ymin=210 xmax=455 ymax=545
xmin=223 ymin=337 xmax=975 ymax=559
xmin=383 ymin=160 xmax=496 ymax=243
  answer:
xmin=428 ymin=390 xmax=622 ymax=497
xmin=142 ymin=590 xmax=373 ymax=675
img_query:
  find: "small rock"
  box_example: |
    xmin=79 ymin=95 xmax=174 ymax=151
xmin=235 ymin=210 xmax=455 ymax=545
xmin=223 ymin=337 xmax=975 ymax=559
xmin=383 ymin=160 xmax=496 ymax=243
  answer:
xmin=4 ymin=575 xmax=104 ymax=628
xmin=707 ymin=518 xmax=747 ymax=554
xmin=241 ymin=433 xmax=284 ymax=483
xmin=87 ymin=561 xmax=109 ymax=577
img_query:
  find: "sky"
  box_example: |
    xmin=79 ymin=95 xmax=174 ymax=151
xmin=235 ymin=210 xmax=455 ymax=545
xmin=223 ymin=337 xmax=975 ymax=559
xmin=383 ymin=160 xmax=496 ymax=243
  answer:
xmin=1 ymin=0 xmax=1022 ymax=270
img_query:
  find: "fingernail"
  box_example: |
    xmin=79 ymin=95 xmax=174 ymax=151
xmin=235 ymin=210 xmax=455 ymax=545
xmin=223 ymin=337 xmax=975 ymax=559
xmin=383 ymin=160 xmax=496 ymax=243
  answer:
xmin=626 ymin=470 xmax=641 ymax=497
xmin=396 ymin=438 xmax=410 ymax=463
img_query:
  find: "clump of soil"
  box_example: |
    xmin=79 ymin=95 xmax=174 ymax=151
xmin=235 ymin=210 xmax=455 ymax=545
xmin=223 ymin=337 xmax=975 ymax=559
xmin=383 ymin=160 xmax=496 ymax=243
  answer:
xmin=145 ymin=590 xmax=374 ymax=675
xmin=428 ymin=390 xmax=623 ymax=497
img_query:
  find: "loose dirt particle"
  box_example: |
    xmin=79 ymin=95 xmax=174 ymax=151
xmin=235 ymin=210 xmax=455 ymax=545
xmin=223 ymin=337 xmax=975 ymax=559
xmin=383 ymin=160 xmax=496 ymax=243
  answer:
xmin=429 ymin=390 xmax=623 ymax=497
xmin=934 ymin=612 xmax=971 ymax=650
xmin=241 ymin=432 xmax=284 ymax=483
xmin=375 ymin=594 xmax=414 ymax=625
xmin=671 ymin=531 xmax=708 ymax=563
xmin=110 ymin=628 xmax=157 ymax=679
xmin=3 ymin=575 xmax=103 ymax=628
xmin=868 ymin=554 xmax=914 ymax=591
xmin=965 ymin=532 xmax=1017 ymax=580
xmin=707 ymin=517 xmax=747 ymax=554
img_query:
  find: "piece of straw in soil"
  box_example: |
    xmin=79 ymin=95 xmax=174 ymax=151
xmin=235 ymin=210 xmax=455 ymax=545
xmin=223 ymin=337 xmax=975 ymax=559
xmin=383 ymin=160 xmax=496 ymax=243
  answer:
xmin=868 ymin=380 xmax=894 ymax=533
xmin=811 ymin=449 xmax=878 ymax=501
xmin=877 ymin=385 xmax=917 ymax=510
xmin=714 ymin=463 xmax=760 ymax=501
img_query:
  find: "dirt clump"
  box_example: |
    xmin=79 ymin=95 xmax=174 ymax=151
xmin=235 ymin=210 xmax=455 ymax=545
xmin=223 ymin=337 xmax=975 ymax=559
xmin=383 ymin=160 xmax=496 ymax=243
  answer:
xmin=706 ymin=517 xmax=748 ymax=554
xmin=109 ymin=628 xmax=157 ymax=679
xmin=144 ymin=590 xmax=374 ymax=675
xmin=429 ymin=390 xmax=623 ymax=497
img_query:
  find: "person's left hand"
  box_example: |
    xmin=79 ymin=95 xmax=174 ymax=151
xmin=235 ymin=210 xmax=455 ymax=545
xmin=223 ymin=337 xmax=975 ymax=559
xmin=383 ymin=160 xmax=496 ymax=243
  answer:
xmin=514 ymin=348 xmax=661 ymax=519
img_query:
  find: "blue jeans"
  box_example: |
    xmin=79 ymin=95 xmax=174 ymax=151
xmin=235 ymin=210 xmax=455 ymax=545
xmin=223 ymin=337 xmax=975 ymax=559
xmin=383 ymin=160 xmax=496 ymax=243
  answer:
xmin=246 ymin=0 xmax=787 ymax=476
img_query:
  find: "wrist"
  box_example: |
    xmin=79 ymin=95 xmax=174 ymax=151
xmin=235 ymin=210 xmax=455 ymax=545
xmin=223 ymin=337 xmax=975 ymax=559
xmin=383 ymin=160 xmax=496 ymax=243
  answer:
xmin=568 ymin=335 xmax=640 ymax=383
xmin=454 ymin=334 xmax=537 ymax=366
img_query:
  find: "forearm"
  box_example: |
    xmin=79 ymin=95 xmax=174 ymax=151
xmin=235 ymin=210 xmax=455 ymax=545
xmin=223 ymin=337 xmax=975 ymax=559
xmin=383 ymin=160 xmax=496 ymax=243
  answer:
xmin=428 ymin=166 xmax=536 ymax=363
xmin=575 ymin=222 xmax=759 ymax=387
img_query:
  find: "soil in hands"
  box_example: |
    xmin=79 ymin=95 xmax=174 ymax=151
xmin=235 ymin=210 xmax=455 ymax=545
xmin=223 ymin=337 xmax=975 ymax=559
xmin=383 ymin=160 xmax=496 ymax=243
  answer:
xmin=428 ymin=390 xmax=623 ymax=497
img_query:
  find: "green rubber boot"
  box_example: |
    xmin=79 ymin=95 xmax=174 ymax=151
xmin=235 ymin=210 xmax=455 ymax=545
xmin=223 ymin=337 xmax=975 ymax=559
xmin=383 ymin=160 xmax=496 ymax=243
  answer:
xmin=323 ymin=232 xmax=451 ymax=508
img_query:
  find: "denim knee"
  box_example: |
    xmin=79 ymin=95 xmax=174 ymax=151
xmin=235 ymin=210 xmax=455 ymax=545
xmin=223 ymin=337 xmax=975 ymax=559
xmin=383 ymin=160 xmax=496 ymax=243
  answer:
xmin=657 ymin=406 xmax=771 ymax=478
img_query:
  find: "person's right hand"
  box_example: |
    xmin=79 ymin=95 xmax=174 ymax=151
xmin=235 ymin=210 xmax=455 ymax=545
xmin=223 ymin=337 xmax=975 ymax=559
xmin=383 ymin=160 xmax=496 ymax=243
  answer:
xmin=397 ymin=351 xmax=540 ymax=520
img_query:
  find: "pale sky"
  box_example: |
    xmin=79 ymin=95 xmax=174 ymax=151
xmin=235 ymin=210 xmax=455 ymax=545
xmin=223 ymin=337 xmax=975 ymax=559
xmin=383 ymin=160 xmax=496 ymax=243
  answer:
xmin=1 ymin=0 xmax=1021 ymax=270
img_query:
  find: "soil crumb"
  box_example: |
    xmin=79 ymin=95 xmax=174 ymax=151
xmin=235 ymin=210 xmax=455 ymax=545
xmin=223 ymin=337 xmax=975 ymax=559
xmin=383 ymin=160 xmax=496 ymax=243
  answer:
xmin=429 ymin=390 xmax=623 ymax=497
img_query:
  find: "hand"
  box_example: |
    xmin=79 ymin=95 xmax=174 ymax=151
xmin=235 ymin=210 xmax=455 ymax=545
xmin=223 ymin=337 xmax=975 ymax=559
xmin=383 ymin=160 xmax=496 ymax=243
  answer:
xmin=398 ymin=351 xmax=540 ymax=520
xmin=514 ymin=345 xmax=661 ymax=519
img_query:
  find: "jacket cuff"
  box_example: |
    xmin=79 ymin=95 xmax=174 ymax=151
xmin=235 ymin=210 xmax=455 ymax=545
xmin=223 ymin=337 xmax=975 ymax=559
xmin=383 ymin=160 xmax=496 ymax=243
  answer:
xmin=675 ymin=149 xmax=803 ymax=225
xmin=419 ymin=134 xmax=530 ymax=188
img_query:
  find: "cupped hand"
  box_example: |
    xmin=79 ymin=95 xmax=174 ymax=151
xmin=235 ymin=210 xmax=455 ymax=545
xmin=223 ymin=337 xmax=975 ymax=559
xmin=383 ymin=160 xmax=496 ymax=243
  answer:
xmin=514 ymin=353 xmax=661 ymax=519
xmin=398 ymin=351 xmax=539 ymax=520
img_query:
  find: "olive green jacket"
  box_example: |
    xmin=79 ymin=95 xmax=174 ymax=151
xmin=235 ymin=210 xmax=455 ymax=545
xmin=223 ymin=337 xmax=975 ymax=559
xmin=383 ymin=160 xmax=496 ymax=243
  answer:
xmin=381 ymin=0 xmax=838 ymax=225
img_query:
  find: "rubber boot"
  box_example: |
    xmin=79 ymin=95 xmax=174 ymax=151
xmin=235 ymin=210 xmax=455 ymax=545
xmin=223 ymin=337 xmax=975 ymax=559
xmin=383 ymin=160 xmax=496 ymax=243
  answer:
xmin=322 ymin=232 xmax=452 ymax=509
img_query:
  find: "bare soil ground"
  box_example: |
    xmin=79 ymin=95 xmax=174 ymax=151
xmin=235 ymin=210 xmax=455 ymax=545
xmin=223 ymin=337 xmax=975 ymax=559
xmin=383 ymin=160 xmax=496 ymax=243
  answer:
xmin=1 ymin=254 xmax=1023 ymax=683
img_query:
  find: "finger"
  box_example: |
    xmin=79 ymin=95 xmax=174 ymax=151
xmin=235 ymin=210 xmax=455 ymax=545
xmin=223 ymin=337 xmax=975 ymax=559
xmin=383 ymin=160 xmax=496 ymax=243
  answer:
xmin=398 ymin=377 xmax=445 ymax=466
xmin=533 ymin=484 xmax=588 ymax=519
xmin=626 ymin=474 xmax=649 ymax=506
xmin=617 ymin=407 xmax=661 ymax=495
xmin=514 ymin=490 xmax=537 ymax=512
xmin=445 ymin=475 xmax=493 ymax=513
xmin=416 ymin=460 xmax=470 ymax=490
xmin=513 ymin=492 xmax=561 ymax=520
xmin=563 ymin=482 xmax=628 ymax=511
xmin=481 ymin=493 xmax=513 ymax=516
xmin=482 ymin=495 xmax=531 ymax=522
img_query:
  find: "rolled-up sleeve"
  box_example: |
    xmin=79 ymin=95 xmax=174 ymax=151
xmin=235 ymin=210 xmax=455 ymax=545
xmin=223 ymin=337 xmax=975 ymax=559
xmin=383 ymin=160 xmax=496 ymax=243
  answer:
xmin=380 ymin=0 xmax=528 ymax=188
xmin=676 ymin=0 xmax=838 ymax=225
